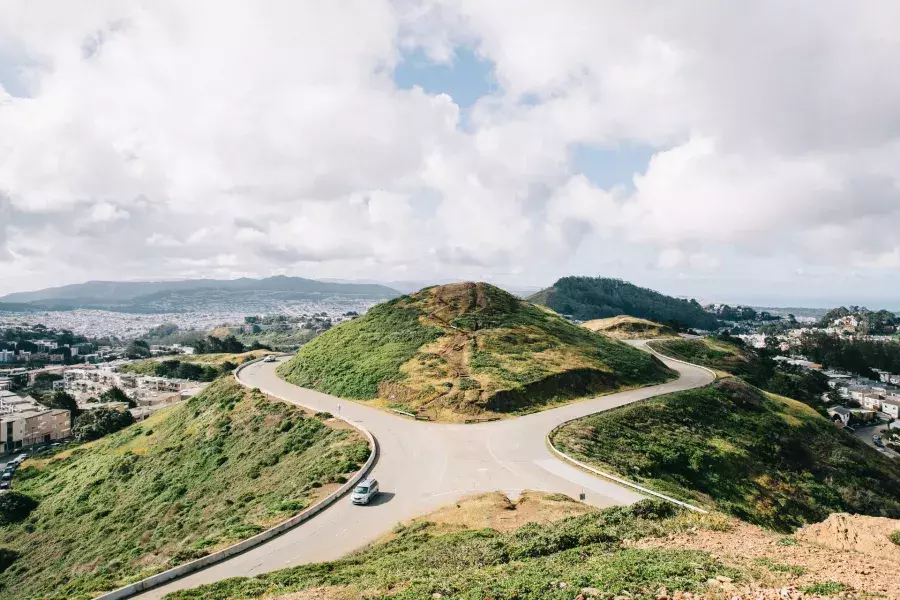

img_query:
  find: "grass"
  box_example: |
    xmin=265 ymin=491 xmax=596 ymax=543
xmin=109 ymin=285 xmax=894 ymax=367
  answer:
xmin=801 ymin=581 xmax=849 ymax=595
xmin=120 ymin=350 xmax=273 ymax=374
xmin=582 ymin=316 xmax=678 ymax=340
xmin=650 ymin=338 xmax=751 ymax=375
xmin=552 ymin=378 xmax=900 ymax=532
xmin=650 ymin=337 xmax=831 ymax=409
xmin=753 ymin=558 xmax=805 ymax=576
xmin=164 ymin=498 xmax=741 ymax=600
xmin=0 ymin=378 xmax=369 ymax=600
xmin=279 ymin=282 xmax=675 ymax=421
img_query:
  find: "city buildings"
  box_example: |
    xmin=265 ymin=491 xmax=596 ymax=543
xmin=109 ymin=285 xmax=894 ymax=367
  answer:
xmin=1 ymin=390 xmax=71 ymax=455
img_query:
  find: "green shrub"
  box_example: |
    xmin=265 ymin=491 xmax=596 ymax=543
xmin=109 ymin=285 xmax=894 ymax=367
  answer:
xmin=802 ymin=582 xmax=849 ymax=594
xmin=72 ymin=407 xmax=136 ymax=442
xmin=889 ymin=530 xmax=900 ymax=546
xmin=0 ymin=492 xmax=38 ymax=525
xmin=0 ymin=548 xmax=19 ymax=574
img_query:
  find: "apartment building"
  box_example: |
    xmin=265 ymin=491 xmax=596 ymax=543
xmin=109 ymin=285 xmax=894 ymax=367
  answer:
xmin=1 ymin=391 xmax=71 ymax=455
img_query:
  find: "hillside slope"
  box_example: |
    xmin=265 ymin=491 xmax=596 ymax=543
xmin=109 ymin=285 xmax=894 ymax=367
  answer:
xmin=278 ymin=282 xmax=675 ymax=421
xmin=168 ymin=494 xmax=900 ymax=600
xmin=553 ymin=378 xmax=900 ymax=532
xmin=530 ymin=277 xmax=720 ymax=330
xmin=582 ymin=316 xmax=678 ymax=340
xmin=0 ymin=379 xmax=369 ymax=600
xmin=649 ymin=337 xmax=830 ymax=409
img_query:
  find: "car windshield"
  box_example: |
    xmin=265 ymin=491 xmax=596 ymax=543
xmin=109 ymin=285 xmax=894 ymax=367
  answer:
xmin=353 ymin=485 xmax=369 ymax=494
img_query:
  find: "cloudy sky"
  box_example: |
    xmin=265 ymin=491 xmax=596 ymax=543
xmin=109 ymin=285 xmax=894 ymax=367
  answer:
xmin=1 ymin=1 xmax=899 ymax=306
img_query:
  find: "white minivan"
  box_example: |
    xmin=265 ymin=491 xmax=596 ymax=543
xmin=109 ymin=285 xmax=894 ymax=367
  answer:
xmin=350 ymin=478 xmax=379 ymax=505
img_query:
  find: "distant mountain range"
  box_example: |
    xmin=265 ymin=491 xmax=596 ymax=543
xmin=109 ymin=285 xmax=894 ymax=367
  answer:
xmin=0 ymin=276 xmax=400 ymax=313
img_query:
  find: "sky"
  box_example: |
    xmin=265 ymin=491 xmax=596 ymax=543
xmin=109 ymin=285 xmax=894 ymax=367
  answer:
xmin=1 ymin=1 xmax=900 ymax=307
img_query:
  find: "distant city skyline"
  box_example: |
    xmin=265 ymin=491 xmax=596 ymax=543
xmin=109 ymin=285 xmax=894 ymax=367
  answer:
xmin=3 ymin=3 xmax=900 ymax=306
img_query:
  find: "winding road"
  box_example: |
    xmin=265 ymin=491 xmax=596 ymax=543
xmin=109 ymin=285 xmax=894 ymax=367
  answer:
xmin=135 ymin=342 xmax=713 ymax=599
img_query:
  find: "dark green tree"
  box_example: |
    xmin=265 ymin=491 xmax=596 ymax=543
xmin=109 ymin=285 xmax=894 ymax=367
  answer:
xmin=72 ymin=408 xmax=136 ymax=442
xmin=99 ymin=385 xmax=135 ymax=408
xmin=43 ymin=391 xmax=79 ymax=424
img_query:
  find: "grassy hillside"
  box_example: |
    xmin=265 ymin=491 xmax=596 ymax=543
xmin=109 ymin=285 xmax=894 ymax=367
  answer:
xmin=0 ymin=378 xmax=369 ymax=600
xmin=529 ymin=277 xmax=720 ymax=330
xmin=650 ymin=337 xmax=830 ymax=409
xmin=582 ymin=316 xmax=678 ymax=340
xmin=649 ymin=337 xmax=752 ymax=376
xmin=167 ymin=497 xmax=743 ymax=600
xmin=553 ymin=378 xmax=900 ymax=532
xmin=278 ymin=282 xmax=675 ymax=421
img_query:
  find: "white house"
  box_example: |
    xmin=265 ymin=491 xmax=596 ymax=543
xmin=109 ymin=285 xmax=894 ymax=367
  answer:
xmin=881 ymin=399 xmax=900 ymax=419
xmin=862 ymin=394 xmax=883 ymax=411
xmin=827 ymin=406 xmax=852 ymax=426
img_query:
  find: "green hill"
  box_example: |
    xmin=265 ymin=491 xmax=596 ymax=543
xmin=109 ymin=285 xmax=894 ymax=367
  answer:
xmin=529 ymin=277 xmax=720 ymax=330
xmin=0 ymin=379 xmax=369 ymax=600
xmin=552 ymin=378 xmax=900 ymax=532
xmin=278 ymin=282 xmax=675 ymax=421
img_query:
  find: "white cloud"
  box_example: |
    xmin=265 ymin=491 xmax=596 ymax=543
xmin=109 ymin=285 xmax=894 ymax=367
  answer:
xmin=1 ymin=1 xmax=900 ymax=303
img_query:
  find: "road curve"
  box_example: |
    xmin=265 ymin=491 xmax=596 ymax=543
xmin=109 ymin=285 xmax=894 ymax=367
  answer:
xmin=135 ymin=344 xmax=713 ymax=599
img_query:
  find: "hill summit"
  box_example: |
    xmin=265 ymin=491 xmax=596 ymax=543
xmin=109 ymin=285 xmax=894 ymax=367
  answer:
xmin=530 ymin=276 xmax=720 ymax=330
xmin=279 ymin=282 xmax=674 ymax=421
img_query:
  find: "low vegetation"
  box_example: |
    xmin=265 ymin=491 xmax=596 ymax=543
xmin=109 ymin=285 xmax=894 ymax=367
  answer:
xmin=581 ymin=316 xmax=677 ymax=340
xmin=71 ymin=406 xmax=136 ymax=441
xmin=119 ymin=350 xmax=273 ymax=380
xmin=650 ymin=336 xmax=830 ymax=409
xmin=166 ymin=498 xmax=741 ymax=600
xmin=553 ymin=378 xmax=900 ymax=532
xmin=0 ymin=378 xmax=369 ymax=599
xmin=279 ymin=282 xmax=674 ymax=421
xmin=529 ymin=276 xmax=720 ymax=330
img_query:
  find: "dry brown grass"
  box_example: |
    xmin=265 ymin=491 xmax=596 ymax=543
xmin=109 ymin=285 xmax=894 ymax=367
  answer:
xmin=582 ymin=316 xmax=678 ymax=340
xmin=391 ymin=491 xmax=595 ymax=538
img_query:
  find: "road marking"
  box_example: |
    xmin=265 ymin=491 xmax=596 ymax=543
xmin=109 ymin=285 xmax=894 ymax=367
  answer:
xmin=533 ymin=458 xmax=645 ymax=505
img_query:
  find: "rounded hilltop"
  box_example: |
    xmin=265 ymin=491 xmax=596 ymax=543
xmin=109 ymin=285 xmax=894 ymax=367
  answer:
xmin=278 ymin=281 xmax=675 ymax=421
xmin=581 ymin=315 xmax=678 ymax=340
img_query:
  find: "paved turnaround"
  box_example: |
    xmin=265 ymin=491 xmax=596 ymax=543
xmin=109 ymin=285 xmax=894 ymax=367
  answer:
xmin=136 ymin=343 xmax=713 ymax=599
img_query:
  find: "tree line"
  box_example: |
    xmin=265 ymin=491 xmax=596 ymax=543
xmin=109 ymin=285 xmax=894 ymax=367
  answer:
xmin=798 ymin=331 xmax=900 ymax=378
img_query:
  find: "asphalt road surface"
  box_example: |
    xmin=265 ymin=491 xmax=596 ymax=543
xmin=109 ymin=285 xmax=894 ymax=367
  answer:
xmin=135 ymin=344 xmax=713 ymax=599
xmin=853 ymin=422 xmax=900 ymax=459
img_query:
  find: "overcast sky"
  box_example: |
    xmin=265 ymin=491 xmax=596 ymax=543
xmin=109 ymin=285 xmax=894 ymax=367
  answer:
xmin=1 ymin=1 xmax=899 ymax=306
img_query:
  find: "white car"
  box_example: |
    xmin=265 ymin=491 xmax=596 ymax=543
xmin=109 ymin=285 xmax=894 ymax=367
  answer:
xmin=263 ymin=355 xmax=277 ymax=363
xmin=350 ymin=478 xmax=379 ymax=505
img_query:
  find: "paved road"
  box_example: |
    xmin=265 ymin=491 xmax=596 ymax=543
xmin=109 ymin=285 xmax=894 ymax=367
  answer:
xmin=136 ymin=345 xmax=713 ymax=599
xmin=853 ymin=422 xmax=900 ymax=459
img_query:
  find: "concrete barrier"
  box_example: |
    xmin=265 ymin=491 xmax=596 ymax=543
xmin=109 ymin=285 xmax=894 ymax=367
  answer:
xmin=94 ymin=357 xmax=377 ymax=600
xmin=545 ymin=340 xmax=713 ymax=515
xmin=546 ymin=425 xmax=707 ymax=514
